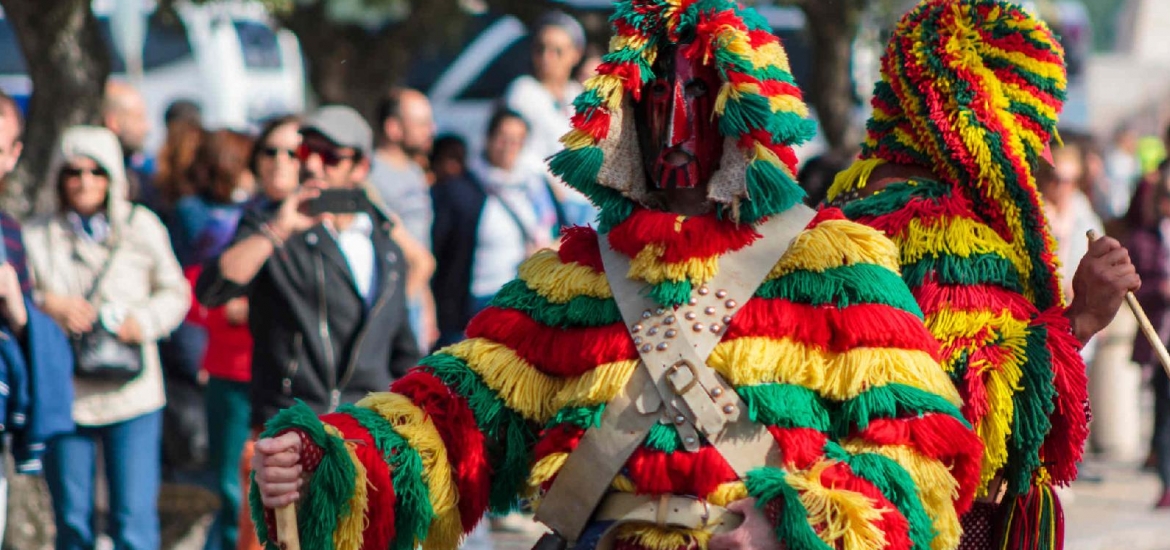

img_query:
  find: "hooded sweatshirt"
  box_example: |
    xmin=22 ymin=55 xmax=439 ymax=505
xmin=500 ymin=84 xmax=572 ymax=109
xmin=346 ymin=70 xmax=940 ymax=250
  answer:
xmin=24 ymin=126 xmax=190 ymax=426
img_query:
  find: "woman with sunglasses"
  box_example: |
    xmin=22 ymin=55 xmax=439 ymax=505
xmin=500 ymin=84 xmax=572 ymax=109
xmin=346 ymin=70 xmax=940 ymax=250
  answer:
xmin=503 ymin=11 xmax=597 ymax=228
xmin=24 ymin=126 xmax=190 ymax=550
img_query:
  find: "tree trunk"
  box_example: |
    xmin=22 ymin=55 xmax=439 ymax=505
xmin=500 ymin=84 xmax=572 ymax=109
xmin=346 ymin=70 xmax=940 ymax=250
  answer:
xmin=800 ymin=1 xmax=865 ymax=157
xmin=0 ymin=0 xmax=110 ymax=219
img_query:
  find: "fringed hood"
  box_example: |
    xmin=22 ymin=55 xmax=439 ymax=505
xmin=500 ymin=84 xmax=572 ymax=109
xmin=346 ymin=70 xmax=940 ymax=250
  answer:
xmin=830 ymin=0 xmax=1068 ymax=311
xmin=548 ymin=0 xmax=817 ymax=233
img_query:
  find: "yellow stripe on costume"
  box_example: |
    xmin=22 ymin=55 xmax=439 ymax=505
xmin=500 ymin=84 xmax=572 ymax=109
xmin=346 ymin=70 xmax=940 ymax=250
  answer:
xmin=614 ymin=523 xmax=712 ymax=550
xmin=447 ymin=339 xmax=565 ymax=423
xmin=769 ymin=94 xmax=810 ymax=117
xmin=519 ymin=251 xmax=612 ymax=303
xmin=552 ymin=359 xmax=638 ymax=410
xmin=785 ymin=461 xmax=888 ymax=550
xmin=706 ymin=482 xmax=749 ymax=507
xmin=843 ymin=440 xmax=962 ymax=550
xmin=561 ymin=129 xmax=597 ymax=151
xmin=751 ymin=144 xmax=798 ymax=181
xmin=827 ymin=158 xmax=886 ymax=201
xmin=325 ymin=424 xmax=370 ymax=550
xmin=354 ymin=393 xmax=463 ymax=550
xmin=628 ymin=243 xmax=720 ymax=286
xmin=768 ymin=220 xmax=901 ymax=279
xmin=708 ymin=337 xmax=961 ymax=404
xmin=893 ymin=216 xmax=1027 ymax=277
xmin=527 ymin=453 xmax=570 ymax=495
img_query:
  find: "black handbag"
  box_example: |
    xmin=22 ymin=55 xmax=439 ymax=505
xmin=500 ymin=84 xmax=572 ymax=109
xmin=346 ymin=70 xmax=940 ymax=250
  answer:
xmin=71 ymin=208 xmax=143 ymax=382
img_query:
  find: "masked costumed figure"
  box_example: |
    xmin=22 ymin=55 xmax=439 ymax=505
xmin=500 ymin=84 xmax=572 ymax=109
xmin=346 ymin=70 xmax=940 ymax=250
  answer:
xmin=250 ymin=2 xmax=986 ymax=549
xmin=827 ymin=1 xmax=1138 ymax=549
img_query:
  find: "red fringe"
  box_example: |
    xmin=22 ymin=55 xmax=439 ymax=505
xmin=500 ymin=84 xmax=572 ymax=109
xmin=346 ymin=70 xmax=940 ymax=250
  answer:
xmin=557 ymin=226 xmax=605 ymax=271
xmin=605 ymin=207 xmax=761 ymax=262
xmin=767 ymin=426 xmax=829 ymax=471
xmin=625 ymin=445 xmax=738 ymax=498
xmin=819 ymin=462 xmax=913 ymax=550
xmin=856 ymin=415 xmax=983 ymax=512
xmin=914 ymin=280 xmax=1037 ymax=320
xmin=1034 ymin=307 xmax=1090 ymax=485
xmin=727 ymin=299 xmax=940 ymax=359
xmin=391 ymin=371 xmax=492 ymax=532
xmin=571 ymin=107 xmax=613 ymax=141
xmin=533 ymin=424 xmax=586 ymax=464
xmin=319 ymin=413 xmax=398 ymax=550
xmin=464 ymin=307 xmax=634 ymax=377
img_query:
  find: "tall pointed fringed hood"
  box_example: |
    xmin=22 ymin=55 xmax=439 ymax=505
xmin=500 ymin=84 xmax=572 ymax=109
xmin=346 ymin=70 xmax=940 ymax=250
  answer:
xmin=548 ymin=0 xmax=818 ymax=233
xmin=834 ymin=0 xmax=1068 ymax=311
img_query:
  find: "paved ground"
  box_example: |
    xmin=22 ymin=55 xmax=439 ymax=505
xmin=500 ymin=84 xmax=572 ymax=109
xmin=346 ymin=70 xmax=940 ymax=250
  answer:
xmin=1062 ymin=459 xmax=1170 ymax=550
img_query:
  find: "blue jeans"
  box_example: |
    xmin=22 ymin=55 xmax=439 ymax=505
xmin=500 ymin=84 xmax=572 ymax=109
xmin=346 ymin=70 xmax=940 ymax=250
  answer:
xmin=44 ymin=411 xmax=163 ymax=550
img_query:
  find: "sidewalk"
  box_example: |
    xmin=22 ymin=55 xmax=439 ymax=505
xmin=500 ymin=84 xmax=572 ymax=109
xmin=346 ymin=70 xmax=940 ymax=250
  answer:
xmin=1063 ymin=459 xmax=1170 ymax=550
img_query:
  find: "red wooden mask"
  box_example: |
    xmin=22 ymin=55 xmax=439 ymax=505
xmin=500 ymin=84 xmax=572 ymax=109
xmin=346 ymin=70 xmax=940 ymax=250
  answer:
xmin=636 ymin=46 xmax=724 ymax=190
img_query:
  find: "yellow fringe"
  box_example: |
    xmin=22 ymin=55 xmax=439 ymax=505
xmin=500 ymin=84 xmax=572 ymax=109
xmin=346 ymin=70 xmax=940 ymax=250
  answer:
xmin=843 ymin=440 xmax=962 ymax=550
xmin=751 ymin=143 xmax=798 ymax=181
xmin=551 ymin=359 xmax=639 ymax=411
xmin=354 ymin=393 xmax=463 ymax=550
xmin=628 ymin=244 xmax=720 ymax=286
xmin=561 ymin=129 xmax=597 ymax=151
xmin=926 ymin=309 xmax=1029 ymax=493
xmin=827 ymin=158 xmax=886 ymax=202
xmin=527 ymin=453 xmax=569 ymax=492
xmin=708 ymin=336 xmax=961 ymax=403
xmin=614 ymin=523 xmax=712 ymax=550
xmin=769 ymin=94 xmax=811 ymax=118
xmin=768 ymin=219 xmax=902 ymax=279
xmin=706 ymin=482 xmax=749 ymax=507
xmin=446 ymin=339 xmax=564 ymax=423
xmin=327 ymin=424 xmax=370 ymax=550
xmin=894 ymin=216 xmax=1027 ymax=276
xmin=518 ymin=251 xmax=612 ymax=304
xmin=786 ymin=461 xmax=889 ymax=550
xmin=612 ymin=474 xmax=637 ymax=493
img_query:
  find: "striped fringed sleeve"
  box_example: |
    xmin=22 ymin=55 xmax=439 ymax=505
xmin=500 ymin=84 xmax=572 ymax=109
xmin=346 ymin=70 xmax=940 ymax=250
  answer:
xmin=733 ymin=209 xmax=983 ymax=550
xmin=249 ymin=226 xmax=638 ymax=550
xmin=840 ymin=179 xmax=1090 ymax=500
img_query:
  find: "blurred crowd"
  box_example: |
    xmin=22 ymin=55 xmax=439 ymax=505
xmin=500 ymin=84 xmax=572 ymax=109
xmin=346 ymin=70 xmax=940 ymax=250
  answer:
xmin=0 ymin=6 xmax=1167 ymax=550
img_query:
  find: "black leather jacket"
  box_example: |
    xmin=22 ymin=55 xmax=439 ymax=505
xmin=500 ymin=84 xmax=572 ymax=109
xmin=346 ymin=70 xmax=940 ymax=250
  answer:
xmin=196 ymin=202 xmax=419 ymax=428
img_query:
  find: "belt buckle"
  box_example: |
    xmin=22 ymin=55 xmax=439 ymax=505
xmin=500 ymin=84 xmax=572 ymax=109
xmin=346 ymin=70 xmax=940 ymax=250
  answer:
xmin=665 ymin=360 xmax=700 ymax=395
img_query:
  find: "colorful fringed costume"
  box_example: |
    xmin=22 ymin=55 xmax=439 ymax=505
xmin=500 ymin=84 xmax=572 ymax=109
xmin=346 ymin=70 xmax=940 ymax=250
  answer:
xmin=826 ymin=1 xmax=1089 ymax=548
xmin=251 ymin=2 xmax=983 ymax=550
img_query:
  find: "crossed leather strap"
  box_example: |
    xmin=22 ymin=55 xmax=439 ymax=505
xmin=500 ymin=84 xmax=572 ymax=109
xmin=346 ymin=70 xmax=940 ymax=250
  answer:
xmin=533 ymin=205 xmax=815 ymax=545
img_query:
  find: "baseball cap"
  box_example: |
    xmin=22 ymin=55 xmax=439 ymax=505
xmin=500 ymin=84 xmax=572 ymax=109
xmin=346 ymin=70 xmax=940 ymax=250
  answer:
xmin=301 ymin=105 xmax=373 ymax=158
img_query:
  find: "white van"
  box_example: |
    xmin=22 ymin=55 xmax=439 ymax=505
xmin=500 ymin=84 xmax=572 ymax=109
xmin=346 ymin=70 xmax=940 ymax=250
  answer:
xmin=0 ymin=0 xmax=306 ymax=153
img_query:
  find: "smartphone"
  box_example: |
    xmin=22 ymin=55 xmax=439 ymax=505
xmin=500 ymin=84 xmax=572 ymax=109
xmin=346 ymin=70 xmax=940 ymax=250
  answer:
xmin=306 ymin=188 xmax=369 ymax=216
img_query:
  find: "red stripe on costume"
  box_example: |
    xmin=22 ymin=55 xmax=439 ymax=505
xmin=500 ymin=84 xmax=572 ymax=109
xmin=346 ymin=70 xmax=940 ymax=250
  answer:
xmin=465 ymin=307 xmax=634 ymax=376
xmin=571 ymin=107 xmax=613 ymax=141
xmin=605 ymin=208 xmax=761 ymax=262
xmin=391 ymin=371 xmax=492 ymax=532
xmin=557 ymin=226 xmax=605 ymax=270
xmin=1034 ymin=307 xmax=1089 ymax=485
xmin=857 ymin=414 xmax=983 ymax=512
xmin=727 ymin=299 xmax=939 ymax=358
xmin=319 ymin=414 xmax=397 ymax=550
xmin=727 ymin=72 xmax=803 ymax=99
xmin=767 ymin=426 xmax=829 ymax=470
xmin=533 ymin=424 xmax=586 ymax=463
xmin=914 ymin=280 xmax=1037 ymax=320
xmin=819 ymin=462 xmax=913 ymax=550
xmin=625 ymin=445 xmax=739 ymax=497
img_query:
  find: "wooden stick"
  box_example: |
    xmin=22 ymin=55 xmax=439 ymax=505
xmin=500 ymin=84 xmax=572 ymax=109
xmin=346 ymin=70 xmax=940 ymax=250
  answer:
xmin=275 ymin=504 xmax=300 ymax=550
xmin=1087 ymin=230 xmax=1170 ymax=377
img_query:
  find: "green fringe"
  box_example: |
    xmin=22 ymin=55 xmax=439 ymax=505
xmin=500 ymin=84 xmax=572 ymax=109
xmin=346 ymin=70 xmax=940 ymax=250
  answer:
xmin=718 ymin=93 xmax=774 ymax=141
xmin=248 ymin=477 xmax=274 ymax=549
xmin=845 ymin=452 xmax=937 ymax=550
xmin=745 ymin=467 xmax=835 ymax=550
xmin=420 ymin=354 xmax=538 ymax=513
xmin=648 ymin=279 xmax=693 ymax=308
xmin=490 ymin=280 xmax=622 ymax=329
xmin=1005 ymin=322 xmax=1056 ymax=496
xmin=833 ymin=383 xmax=968 ymax=438
xmin=545 ymin=404 xmax=606 ymax=431
xmin=736 ymin=160 xmax=806 ymax=224
xmin=901 ymin=253 xmax=1024 ymax=292
xmin=737 ymin=384 xmax=831 ymax=432
xmin=252 ymin=401 xmax=356 ymax=550
xmin=756 ymin=263 xmax=925 ymax=318
xmin=839 ymin=179 xmax=949 ymax=220
xmin=548 ymin=146 xmax=603 ymax=200
xmin=339 ymin=405 xmax=434 ymax=550
xmin=644 ymin=423 xmax=685 ymax=453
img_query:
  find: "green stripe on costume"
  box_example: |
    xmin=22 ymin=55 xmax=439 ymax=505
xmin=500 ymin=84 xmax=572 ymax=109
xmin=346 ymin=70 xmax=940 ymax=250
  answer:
xmin=845 ymin=452 xmax=936 ymax=550
xmin=833 ymin=383 xmax=968 ymax=438
xmin=746 ymin=467 xmax=835 ymax=550
xmin=1005 ymin=322 xmax=1057 ymax=495
xmin=901 ymin=253 xmax=1024 ymax=292
xmin=491 ymin=279 xmax=622 ymax=328
xmin=737 ymin=384 xmax=831 ymax=432
xmin=757 ymin=264 xmax=925 ymax=318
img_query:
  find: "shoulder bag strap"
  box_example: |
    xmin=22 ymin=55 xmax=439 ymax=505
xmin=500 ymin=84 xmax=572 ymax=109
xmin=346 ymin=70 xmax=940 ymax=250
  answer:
xmin=83 ymin=206 xmax=140 ymax=304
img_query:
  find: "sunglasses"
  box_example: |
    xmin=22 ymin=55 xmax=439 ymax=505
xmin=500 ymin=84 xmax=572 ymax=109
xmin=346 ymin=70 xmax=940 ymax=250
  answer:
xmin=296 ymin=142 xmax=356 ymax=167
xmin=260 ymin=147 xmax=298 ymax=160
xmin=61 ymin=166 xmax=109 ymax=179
xmin=534 ymin=44 xmax=568 ymax=57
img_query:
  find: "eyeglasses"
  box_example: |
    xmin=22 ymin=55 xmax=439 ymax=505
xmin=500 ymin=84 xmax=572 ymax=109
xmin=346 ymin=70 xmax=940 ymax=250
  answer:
xmin=61 ymin=166 xmax=109 ymax=179
xmin=260 ymin=147 xmax=298 ymax=160
xmin=296 ymin=142 xmax=355 ymax=167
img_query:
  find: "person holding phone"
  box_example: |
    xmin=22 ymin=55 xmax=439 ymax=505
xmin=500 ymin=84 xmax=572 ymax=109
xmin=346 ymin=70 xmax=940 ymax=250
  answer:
xmin=196 ymin=106 xmax=422 ymax=547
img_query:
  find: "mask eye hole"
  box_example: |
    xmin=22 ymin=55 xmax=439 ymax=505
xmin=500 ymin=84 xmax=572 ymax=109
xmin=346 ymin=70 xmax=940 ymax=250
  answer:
xmin=684 ymin=79 xmax=708 ymax=98
xmin=650 ymin=80 xmax=671 ymax=96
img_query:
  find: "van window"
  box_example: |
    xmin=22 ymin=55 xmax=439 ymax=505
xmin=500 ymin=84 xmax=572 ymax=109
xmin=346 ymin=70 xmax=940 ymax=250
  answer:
xmin=234 ymin=20 xmax=282 ymax=70
xmin=143 ymin=13 xmax=194 ymax=70
xmin=456 ymin=36 xmax=532 ymax=101
xmin=0 ymin=23 xmax=25 ymax=74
